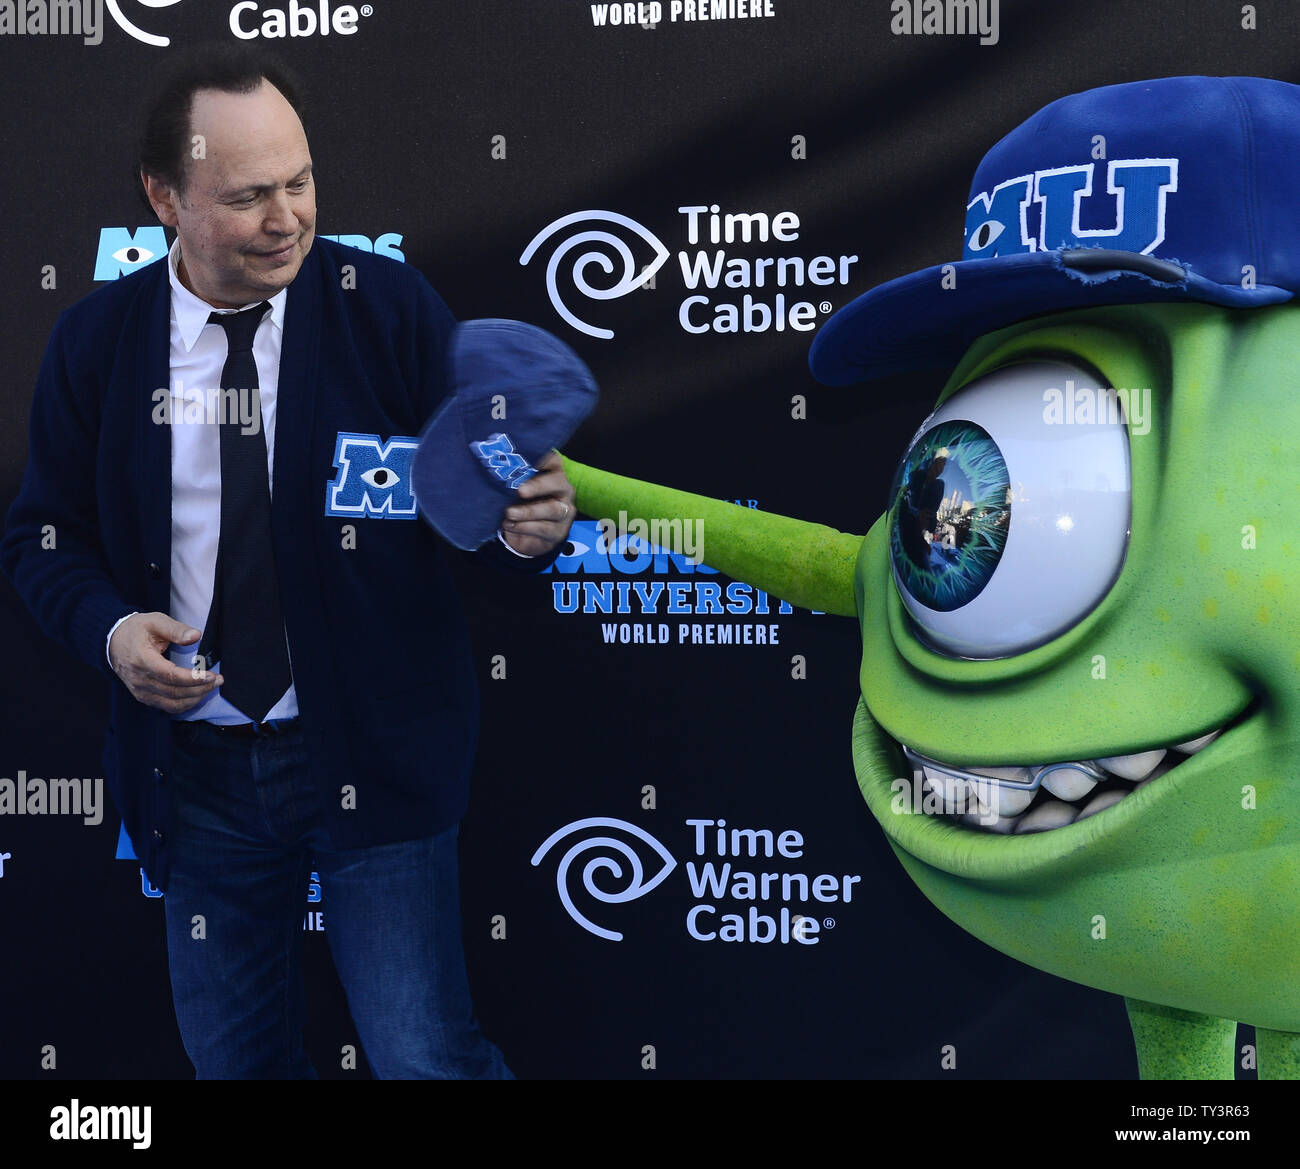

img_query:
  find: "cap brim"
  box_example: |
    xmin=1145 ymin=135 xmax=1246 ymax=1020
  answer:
xmin=411 ymin=319 xmax=599 ymax=550
xmin=809 ymin=249 xmax=1291 ymax=387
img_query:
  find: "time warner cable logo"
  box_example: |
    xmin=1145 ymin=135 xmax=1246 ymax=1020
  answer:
xmin=522 ymin=206 xmax=858 ymax=340
xmin=532 ymin=816 xmax=859 ymax=944
xmin=1 ymin=0 xmax=374 ymax=48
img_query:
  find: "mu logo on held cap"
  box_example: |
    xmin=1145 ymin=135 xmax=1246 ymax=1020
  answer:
xmin=411 ymin=319 xmax=598 ymax=550
xmin=469 ymin=433 xmax=538 ymax=489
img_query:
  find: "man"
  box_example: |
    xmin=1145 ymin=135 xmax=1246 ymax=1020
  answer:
xmin=1 ymin=44 xmax=575 ymax=1079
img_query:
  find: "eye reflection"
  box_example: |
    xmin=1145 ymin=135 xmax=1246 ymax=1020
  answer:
xmin=891 ymin=420 xmax=1011 ymax=612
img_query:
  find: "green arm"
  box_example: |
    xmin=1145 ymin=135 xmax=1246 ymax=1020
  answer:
xmin=561 ymin=456 xmax=863 ymax=618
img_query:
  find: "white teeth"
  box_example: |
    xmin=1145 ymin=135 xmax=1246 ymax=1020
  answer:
xmin=1095 ymin=749 xmax=1167 ymax=781
xmin=904 ymin=721 xmax=1226 ymax=835
xmin=1038 ymin=763 xmax=1102 ymax=802
xmin=922 ymin=766 xmax=972 ymax=813
xmin=1075 ymin=788 xmax=1128 ymax=821
xmin=1135 ymin=758 xmax=1178 ymax=789
xmin=967 ymin=765 xmax=1036 ymax=784
xmin=959 ymin=809 xmax=1019 ymax=834
xmin=969 ymin=775 xmax=1036 ymax=817
xmin=1014 ymin=800 xmax=1079 ymax=834
xmin=1171 ymin=731 xmax=1220 ymax=754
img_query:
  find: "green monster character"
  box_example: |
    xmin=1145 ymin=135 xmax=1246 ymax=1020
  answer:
xmin=560 ymin=77 xmax=1300 ymax=1079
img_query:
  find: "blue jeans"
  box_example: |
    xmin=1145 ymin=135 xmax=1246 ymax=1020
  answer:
xmin=162 ymin=718 xmax=512 ymax=1080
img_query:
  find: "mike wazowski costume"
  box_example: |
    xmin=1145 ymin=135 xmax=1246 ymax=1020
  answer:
xmin=561 ymin=76 xmax=1300 ymax=1079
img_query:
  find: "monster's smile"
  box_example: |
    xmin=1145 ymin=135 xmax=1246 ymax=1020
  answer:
xmin=899 ymin=726 xmax=1222 ymax=834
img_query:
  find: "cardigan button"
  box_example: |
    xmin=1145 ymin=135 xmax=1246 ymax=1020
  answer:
xmin=152 ymin=829 xmax=165 ymax=845
xmin=148 ymin=562 xmax=161 ymax=579
xmin=153 ymin=767 xmax=165 ymax=784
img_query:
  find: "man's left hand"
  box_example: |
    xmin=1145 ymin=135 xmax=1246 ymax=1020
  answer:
xmin=501 ymin=451 xmax=576 ymax=557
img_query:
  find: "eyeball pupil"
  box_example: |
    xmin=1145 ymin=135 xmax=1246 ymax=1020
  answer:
xmin=890 ymin=420 xmax=1011 ymax=612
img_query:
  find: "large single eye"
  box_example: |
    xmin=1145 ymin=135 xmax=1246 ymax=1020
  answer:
xmin=888 ymin=361 xmax=1131 ymax=658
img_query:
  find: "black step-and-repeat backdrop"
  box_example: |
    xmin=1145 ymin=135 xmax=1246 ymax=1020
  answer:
xmin=1 ymin=0 xmax=1295 ymax=1082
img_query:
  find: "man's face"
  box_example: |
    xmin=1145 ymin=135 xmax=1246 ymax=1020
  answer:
xmin=144 ymin=80 xmax=315 ymax=308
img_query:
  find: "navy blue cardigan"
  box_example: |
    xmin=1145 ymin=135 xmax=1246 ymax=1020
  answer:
xmin=2 ymin=238 xmax=549 ymax=889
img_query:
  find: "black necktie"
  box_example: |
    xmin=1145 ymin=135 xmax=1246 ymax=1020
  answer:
xmin=195 ymin=302 xmax=292 ymax=722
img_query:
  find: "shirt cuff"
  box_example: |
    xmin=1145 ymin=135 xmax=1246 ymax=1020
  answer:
xmin=496 ymin=528 xmax=535 ymax=559
xmin=106 ymin=611 xmax=139 ymax=670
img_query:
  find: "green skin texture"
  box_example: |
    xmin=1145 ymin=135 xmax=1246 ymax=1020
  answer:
xmin=563 ymin=302 xmax=1300 ymax=1079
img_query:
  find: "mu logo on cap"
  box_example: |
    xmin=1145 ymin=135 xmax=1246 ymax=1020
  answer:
xmin=469 ymin=433 xmax=538 ymax=489
xmin=965 ymin=158 xmax=1179 ymax=259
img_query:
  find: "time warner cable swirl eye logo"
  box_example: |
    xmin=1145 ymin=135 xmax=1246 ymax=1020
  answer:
xmin=107 ymin=0 xmax=184 ymax=47
xmin=530 ymin=818 xmax=676 ymax=941
xmin=520 ymin=211 xmax=670 ymax=340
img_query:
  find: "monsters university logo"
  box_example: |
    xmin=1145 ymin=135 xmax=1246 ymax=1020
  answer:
xmin=325 ymin=432 xmax=419 ymax=519
xmin=94 ymin=228 xmax=405 ymax=280
xmin=964 ymin=158 xmax=1178 ymax=257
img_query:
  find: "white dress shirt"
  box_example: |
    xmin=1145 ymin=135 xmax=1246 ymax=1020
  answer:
xmin=107 ymin=240 xmax=297 ymax=724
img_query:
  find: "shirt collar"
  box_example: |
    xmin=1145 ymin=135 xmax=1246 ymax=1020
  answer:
xmin=168 ymin=237 xmax=289 ymax=352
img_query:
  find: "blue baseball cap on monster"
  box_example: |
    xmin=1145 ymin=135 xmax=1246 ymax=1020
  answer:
xmin=810 ymin=76 xmax=1300 ymax=385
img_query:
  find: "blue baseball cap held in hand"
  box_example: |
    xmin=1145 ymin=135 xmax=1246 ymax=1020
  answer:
xmin=810 ymin=75 xmax=1300 ymax=386
xmin=412 ymin=319 xmax=599 ymax=549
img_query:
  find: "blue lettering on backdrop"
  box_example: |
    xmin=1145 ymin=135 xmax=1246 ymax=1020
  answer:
xmin=117 ymin=822 xmax=321 ymax=902
xmin=318 ymin=233 xmax=406 ymax=261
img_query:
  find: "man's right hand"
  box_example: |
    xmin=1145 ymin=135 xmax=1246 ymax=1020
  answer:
xmin=108 ymin=612 xmax=223 ymax=713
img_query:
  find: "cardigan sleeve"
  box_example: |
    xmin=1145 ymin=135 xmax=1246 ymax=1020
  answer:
xmin=0 ymin=312 xmax=135 ymax=675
